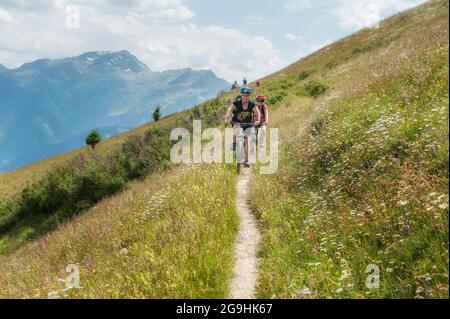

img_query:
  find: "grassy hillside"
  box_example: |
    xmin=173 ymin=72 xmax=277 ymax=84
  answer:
xmin=0 ymin=164 xmax=238 ymax=298
xmin=0 ymin=111 xmax=185 ymax=202
xmin=250 ymin=0 xmax=448 ymax=298
xmin=0 ymin=0 xmax=447 ymax=299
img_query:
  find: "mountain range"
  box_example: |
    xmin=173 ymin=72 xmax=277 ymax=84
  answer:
xmin=0 ymin=50 xmax=229 ymax=172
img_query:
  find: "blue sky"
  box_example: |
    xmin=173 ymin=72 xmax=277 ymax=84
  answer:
xmin=0 ymin=0 xmax=427 ymax=82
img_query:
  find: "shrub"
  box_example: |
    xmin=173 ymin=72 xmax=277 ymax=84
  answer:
xmin=0 ymin=200 xmax=15 ymax=232
xmin=73 ymin=159 xmax=126 ymax=213
xmin=298 ymin=69 xmax=313 ymax=80
xmin=304 ymin=80 xmax=328 ymax=97
xmin=118 ymin=127 xmax=171 ymax=179
xmin=19 ymin=165 xmax=77 ymax=216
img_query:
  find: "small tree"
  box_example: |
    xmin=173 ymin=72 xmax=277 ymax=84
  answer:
xmin=86 ymin=129 xmax=102 ymax=150
xmin=153 ymin=106 xmax=162 ymax=122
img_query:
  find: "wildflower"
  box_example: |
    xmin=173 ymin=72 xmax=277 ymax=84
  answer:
xmin=307 ymin=262 xmax=321 ymax=267
xmin=397 ymin=200 xmax=409 ymax=206
xmin=438 ymin=203 xmax=449 ymax=210
xmin=335 ymin=288 xmax=343 ymax=293
xmin=294 ymin=287 xmax=312 ymax=298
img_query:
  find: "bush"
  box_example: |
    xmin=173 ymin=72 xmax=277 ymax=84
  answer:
xmin=298 ymin=69 xmax=313 ymax=80
xmin=0 ymin=200 xmax=15 ymax=232
xmin=19 ymin=165 xmax=77 ymax=216
xmin=118 ymin=127 xmax=171 ymax=179
xmin=304 ymin=80 xmax=328 ymax=97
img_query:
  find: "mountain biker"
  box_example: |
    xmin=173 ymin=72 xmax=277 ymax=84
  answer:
xmin=255 ymin=94 xmax=269 ymax=148
xmin=225 ymin=86 xmax=261 ymax=168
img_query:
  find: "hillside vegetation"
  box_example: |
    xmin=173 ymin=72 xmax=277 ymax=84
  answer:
xmin=0 ymin=0 xmax=447 ymax=299
xmin=250 ymin=0 xmax=448 ymax=298
xmin=0 ymin=164 xmax=238 ymax=298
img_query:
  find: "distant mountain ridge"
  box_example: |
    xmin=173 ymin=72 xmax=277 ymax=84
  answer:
xmin=0 ymin=50 xmax=229 ymax=171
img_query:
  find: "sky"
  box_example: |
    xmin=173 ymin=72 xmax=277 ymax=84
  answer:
xmin=0 ymin=0 xmax=427 ymax=82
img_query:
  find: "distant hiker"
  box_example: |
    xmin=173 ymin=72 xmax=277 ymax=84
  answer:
xmin=243 ymin=77 xmax=247 ymax=86
xmin=225 ymin=86 xmax=260 ymax=168
xmin=231 ymin=81 xmax=239 ymax=90
xmin=255 ymin=94 xmax=269 ymax=148
xmin=255 ymin=81 xmax=261 ymax=87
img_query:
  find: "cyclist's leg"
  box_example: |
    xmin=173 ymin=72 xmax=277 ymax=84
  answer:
xmin=244 ymin=135 xmax=249 ymax=162
xmin=232 ymin=123 xmax=241 ymax=150
xmin=243 ymin=124 xmax=256 ymax=165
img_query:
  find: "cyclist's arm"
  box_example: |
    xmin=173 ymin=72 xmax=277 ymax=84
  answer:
xmin=253 ymin=105 xmax=261 ymax=124
xmin=225 ymin=104 xmax=236 ymax=123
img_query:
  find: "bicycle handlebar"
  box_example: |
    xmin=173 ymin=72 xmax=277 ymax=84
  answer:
xmin=231 ymin=121 xmax=256 ymax=128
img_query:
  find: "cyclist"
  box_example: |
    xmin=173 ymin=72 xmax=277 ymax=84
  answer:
xmin=255 ymin=94 xmax=269 ymax=148
xmin=225 ymin=86 xmax=260 ymax=168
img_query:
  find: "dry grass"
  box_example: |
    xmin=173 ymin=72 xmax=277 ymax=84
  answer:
xmin=0 ymin=163 xmax=238 ymax=298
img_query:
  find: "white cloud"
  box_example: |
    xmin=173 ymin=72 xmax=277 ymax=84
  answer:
xmin=283 ymin=0 xmax=312 ymax=12
xmin=285 ymin=32 xmax=304 ymax=42
xmin=334 ymin=0 xmax=427 ymax=29
xmin=0 ymin=8 xmax=13 ymax=22
xmin=0 ymin=0 xmax=55 ymax=12
xmin=0 ymin=0 xmax=286 ymax=82
xmin=107 ymin=108 xmax=130 ymax=117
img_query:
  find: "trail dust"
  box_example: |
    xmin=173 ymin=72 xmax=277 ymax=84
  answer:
xmin=229 ymin=168 xmax=261 ymax=299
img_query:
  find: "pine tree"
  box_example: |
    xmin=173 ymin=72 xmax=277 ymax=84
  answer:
xmin=153 ymin=106 xmax=162 ymax=122
xmin=85 ymin=129 xmax=102 ymax=150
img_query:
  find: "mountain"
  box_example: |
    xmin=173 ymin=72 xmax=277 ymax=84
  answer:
xmin=0 ymin=51 xmax=229 ymax=171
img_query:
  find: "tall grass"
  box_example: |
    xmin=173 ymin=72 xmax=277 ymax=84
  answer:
xmin=250 ymin=0 xmax=449 ymax=299
xmin=0 ymin=164 xmax=238 ymax=298
xmin=0 ymin=127 xmax=172 ymax=254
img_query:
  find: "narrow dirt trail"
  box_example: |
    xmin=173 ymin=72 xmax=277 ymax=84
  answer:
xmin=229 ymin=168 xmax=261 ymax=299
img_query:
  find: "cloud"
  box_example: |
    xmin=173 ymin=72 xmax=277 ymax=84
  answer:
xmin=283 ymin=0 xmax=312 ymax=12
xmin=107 ymin=108 xmax=130 ymax=117
xmin=0 ymin=9 xmax=14 ymax=22
xmin=285 ymin=32 xmax=304 ymax=42
xmin=334 ymin=0 xmax=427 ymax=29
xmin=0 ymin=0 xmax=55 ymax=12
xmin=0 ymin=0 xmax=286 ymax=82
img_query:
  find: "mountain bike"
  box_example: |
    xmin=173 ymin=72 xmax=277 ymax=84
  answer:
xmin=232 ymin=122 xmax=255 ymax=174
